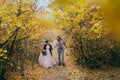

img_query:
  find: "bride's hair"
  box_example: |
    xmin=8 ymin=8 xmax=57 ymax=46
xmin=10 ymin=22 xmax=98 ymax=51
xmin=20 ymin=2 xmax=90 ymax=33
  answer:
xmin=45 ymin=40 xmax=49 ymax=43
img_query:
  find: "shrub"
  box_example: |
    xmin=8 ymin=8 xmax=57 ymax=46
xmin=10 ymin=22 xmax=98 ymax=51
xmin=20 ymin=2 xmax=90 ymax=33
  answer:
xmin=110 ymin=42 xmax=120 ymax=67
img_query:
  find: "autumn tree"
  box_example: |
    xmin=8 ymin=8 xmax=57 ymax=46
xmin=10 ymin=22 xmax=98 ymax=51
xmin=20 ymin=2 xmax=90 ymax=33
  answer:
xmin=0 ymin=0 xmax=53 ymax=79
xmin=50 ymin=0 xmax=120 ymax=69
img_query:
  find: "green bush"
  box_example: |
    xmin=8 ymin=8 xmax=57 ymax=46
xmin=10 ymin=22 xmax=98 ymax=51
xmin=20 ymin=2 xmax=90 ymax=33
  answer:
xmin=110 ymin=43 xmax=120 ymax=67
xmin=71 ymin=27 xmax=120 ymax=69
xmin=0 ymin=49 xmax=8 ymax=80
xmin=72 ymin=32 xmax=120 ymax=69
xmin=73 ymin=38 xmax=111 ymax=69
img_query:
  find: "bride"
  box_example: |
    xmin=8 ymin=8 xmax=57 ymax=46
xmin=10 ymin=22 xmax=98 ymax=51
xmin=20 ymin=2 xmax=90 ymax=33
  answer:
xmin=38 ymin=40 xmax=56 ymax=68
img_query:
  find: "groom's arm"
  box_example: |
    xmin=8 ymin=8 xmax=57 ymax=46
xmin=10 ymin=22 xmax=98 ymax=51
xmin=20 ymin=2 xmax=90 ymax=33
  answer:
xmin=63 ymin=40 xmax=67 ymax=49
xmin=53 ymin=41 xmax=57 ymax=48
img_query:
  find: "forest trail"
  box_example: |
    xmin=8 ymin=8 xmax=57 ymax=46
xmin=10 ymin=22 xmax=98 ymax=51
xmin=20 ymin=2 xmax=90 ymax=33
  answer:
xmin=22 ymin=48 xmax=86 ymax=80
xmin=22 ymin=29 xmax=86 ymax=80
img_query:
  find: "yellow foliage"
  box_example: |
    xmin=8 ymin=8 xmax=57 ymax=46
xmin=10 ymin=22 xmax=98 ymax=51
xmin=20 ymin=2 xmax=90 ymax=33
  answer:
xmin=76 ymin=0 xmax=86 ymax=8
xmin=0 ymin=48 xmax=8 ymax=59
xmin=0 ymin=53 xmax=4 ymax=57
xmin=54 ymin=0 xmax=75 ymax=7
xmin=103 ymin=0 xmax=120 ymax=39
xmin=50 ymin=0 xmax=86 ymax=9
xmin=34 ymin=13 xmax=55 ymax=27
xmin=1 ymin=0 xmax=6 ymax=4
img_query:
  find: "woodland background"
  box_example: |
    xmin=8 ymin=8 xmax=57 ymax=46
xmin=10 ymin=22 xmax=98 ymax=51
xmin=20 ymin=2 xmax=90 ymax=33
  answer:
xmin=0 ymin=0 xmax=120 ymax=80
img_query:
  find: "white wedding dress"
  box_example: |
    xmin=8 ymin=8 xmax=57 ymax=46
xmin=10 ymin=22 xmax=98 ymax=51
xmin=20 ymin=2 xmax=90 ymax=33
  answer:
xmin=38 ymin=45 xmax=56 ymax=68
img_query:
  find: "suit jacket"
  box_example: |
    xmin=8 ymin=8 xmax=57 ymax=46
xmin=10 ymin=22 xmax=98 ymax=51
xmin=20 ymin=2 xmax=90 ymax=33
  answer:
xmin=54 ymin=40 xmax=67 ymax=50
xmin=43 ymin=44 xmax=52 ymax=56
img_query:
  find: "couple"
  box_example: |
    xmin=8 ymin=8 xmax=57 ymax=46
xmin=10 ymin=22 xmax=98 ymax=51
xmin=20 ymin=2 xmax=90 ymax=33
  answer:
xmin=38 ymin=36 xmax=67 ymax=68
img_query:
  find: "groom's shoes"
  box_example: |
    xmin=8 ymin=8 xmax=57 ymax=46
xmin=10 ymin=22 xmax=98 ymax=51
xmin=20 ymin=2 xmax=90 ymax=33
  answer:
xmin=62 ymin=63 xmax=65 ymax=66
xmin=58 ymin=63 xmax=65 ymax=66
xmin=58 ymin=63 xmax=61 ymax=66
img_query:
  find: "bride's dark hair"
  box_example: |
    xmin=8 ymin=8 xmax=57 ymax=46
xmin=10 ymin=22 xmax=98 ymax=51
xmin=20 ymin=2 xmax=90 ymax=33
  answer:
xmin=45 ymin=40 xmax=49 ymax=43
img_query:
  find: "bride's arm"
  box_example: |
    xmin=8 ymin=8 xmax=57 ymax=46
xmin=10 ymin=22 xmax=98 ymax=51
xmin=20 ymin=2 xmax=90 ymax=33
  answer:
xmin=53 ymin=40 xmax=57 ymax=49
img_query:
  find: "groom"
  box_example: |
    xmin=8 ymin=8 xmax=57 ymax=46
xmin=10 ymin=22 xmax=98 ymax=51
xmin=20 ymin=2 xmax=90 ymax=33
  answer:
xmin=54 ymin=36 xmax=67 ymax=66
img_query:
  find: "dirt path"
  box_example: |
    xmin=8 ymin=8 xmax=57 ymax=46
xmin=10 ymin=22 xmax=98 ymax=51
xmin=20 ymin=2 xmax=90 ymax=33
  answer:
xmin=22 ymin=49 xmax=86 ymax=80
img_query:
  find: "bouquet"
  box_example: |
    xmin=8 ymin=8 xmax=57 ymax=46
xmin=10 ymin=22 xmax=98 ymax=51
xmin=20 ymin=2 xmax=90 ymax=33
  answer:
xmin=42 ymin=50 xmax=47 ymax=56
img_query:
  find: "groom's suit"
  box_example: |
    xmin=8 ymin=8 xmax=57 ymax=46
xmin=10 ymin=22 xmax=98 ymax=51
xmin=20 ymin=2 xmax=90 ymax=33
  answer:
xmin=54 ymin=39 xmax=67 ymax=65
